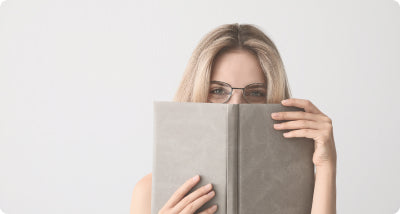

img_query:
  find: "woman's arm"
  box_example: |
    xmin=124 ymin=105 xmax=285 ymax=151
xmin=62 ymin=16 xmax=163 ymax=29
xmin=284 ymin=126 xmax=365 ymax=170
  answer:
xmin=273 ymin=98 xmax=338 ymax=214
xmin=311 ymin=165 xmax=337 ymax=214
xmin=130 ymin=173 xmax=152 ymax=214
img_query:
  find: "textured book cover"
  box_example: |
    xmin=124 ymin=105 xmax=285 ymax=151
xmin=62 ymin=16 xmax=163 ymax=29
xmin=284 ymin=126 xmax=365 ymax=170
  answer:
xmin=151 ymin=101 xmax=315 ymax=214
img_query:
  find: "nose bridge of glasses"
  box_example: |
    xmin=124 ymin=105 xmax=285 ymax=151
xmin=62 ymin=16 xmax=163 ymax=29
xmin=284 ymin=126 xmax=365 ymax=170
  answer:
xmin=229 ymin=87 xmax=248 ymax=103
xmin=231 ymin=87 xmax=245 ymax=95
xmin=231 ymin=87 xmax=245 ymax=91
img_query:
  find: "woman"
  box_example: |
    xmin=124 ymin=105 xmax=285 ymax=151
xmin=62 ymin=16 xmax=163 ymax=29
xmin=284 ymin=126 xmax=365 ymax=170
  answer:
xmin=130 ymin=23 xmax=337 ymax=214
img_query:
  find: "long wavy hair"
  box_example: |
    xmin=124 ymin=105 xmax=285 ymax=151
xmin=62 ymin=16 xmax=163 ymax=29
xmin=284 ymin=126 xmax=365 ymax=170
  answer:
xmin=172 ymin=23 xmax=292 ymax=103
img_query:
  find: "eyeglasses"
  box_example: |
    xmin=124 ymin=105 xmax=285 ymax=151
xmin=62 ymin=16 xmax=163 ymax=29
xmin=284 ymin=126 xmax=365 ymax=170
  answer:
xmin=207 ymin=80 xmax=267 ymax=104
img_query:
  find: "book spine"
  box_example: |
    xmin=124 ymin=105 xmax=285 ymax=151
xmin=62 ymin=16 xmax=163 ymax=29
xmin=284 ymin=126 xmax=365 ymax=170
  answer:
xmin=226 ymin=104 xmax=239 ymax=214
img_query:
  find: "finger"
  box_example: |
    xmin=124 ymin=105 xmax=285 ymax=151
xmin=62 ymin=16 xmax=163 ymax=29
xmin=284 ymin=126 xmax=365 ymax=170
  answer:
xmin=164 ymin=175 xmax=201 ymax=208
xmin=172 ymin=183 xmax=213 ymax=213
xmin=180 ymin=190 xmax=216 ymax=214
xmin=271 ymin=111 xmax=326 ymax=122
xmin=282 ymin=128 xmax=319 ymax=139
xmin=281 ymin=98 xmax=324 ymax=115
xmin=273 ymin=119 xmax=320 ymax=130
xmin=198 ymin=204 xmax=218 ymax=214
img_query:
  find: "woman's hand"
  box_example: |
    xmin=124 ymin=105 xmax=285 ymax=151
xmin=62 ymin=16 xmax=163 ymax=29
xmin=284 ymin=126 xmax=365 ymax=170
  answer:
xmin=271 ymin=98 xmax=337 ymax=169
xmin=158 ymin=175 xmax=218 ymax=214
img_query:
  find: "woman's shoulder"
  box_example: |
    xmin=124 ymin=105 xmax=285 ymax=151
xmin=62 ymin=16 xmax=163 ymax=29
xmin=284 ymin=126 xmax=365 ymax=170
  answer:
xmin=140 ymin=172 xmax=152 ymax=184
xmin=134 ymin=172 xmax=152 ymax=193
xmin=130 ymin=172 xmax=152 ymax=214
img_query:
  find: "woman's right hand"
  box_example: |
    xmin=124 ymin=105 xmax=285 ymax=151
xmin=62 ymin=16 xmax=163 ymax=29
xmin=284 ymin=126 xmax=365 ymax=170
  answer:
xmin=158 ymin=174 xmax=218 ymax=214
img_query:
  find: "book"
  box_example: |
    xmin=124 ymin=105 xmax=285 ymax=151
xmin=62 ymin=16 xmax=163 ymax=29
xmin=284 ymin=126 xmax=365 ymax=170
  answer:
xmin=151 ymin=101 xmax=315 ymax=214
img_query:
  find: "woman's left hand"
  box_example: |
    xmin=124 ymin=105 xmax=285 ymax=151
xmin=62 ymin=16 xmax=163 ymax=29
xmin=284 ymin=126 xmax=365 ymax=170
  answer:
xmin=271 ymin=98 xmax=337 ymax=169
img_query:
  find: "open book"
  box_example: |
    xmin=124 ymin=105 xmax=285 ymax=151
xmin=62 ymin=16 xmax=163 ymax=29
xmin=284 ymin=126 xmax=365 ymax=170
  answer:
xmin=151 ymin=101 xmax=315 ymax=214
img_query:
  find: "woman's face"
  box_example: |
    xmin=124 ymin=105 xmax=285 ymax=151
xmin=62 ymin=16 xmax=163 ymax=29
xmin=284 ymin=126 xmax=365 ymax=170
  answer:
xmin=209 ymin=49 xmax=266 ymax=104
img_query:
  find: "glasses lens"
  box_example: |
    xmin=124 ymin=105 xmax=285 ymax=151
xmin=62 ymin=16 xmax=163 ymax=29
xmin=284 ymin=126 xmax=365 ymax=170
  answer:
xmin=208 ymin=82 xmax=231 ymax=103
xmin=244 ymin=84 xmax=267 ymax=103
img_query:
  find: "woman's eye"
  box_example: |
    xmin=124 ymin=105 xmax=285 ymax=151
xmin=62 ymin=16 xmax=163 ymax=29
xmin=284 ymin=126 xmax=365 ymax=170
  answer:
xmin=210 ymin=88 xmax=226 ymax=94
xmin=248 ymin=91 xmax=265 ymax=97
xmin=211 ymin=89 xmax=222 ymax=94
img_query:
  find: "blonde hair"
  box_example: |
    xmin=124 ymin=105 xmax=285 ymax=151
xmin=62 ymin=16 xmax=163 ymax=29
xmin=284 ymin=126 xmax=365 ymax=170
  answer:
xmin=173 ymin=23 xmax=292 ymax=103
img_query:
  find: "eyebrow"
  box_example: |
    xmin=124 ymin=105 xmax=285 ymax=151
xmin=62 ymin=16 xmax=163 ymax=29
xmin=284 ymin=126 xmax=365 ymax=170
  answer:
xmin=210 ymin=80 xmax=266 ymax=87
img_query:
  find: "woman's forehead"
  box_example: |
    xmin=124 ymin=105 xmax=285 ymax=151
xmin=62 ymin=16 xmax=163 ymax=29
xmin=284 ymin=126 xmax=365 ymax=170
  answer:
xmin=211 ymin=50 xmax=265 ymax=87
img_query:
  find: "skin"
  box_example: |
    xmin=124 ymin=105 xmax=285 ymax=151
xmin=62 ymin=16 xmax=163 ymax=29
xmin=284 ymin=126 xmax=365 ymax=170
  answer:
xmin=130 ymin=49 xmax=337 ymax=214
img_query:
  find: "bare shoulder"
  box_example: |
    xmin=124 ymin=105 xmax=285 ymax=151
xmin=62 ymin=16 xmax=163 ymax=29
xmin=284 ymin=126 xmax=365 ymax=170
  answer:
xmin=130 ymin=172 xmax=153 ymax=214
xmin=137 ymin=172 xmax=152 ymax=188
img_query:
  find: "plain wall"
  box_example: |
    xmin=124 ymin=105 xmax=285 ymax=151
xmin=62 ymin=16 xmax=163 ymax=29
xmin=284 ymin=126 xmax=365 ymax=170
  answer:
xmin=0 ymin=0 xmax=399 ymax=213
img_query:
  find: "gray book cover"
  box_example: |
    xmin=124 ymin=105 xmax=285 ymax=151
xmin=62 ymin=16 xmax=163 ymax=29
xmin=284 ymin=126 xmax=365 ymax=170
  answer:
xmin=151 ymin=101 xmax=315 ymax=214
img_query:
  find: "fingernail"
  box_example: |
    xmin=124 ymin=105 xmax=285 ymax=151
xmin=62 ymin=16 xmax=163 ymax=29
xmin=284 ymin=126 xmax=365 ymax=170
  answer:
xmin=281 ymin=99 xmax=288 ymax=104
xmin=192 ymin=175 xmax=199 ymax=182
xmin=271 ymin=113 xmax=280 ymax=117
xmin=210 ymin=204 xmax=217 ymax=212
xmin=274 ymin=123 xmax=281 ymax=128
xmin=205 ymin=183 xmax=212 ymax=190
xmin=208 ymin=190 xmax=215 ymax=196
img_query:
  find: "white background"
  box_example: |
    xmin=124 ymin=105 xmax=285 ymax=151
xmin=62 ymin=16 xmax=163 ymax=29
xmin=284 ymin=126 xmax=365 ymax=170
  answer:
xmin=0 ymin=0 xmax=399 ymax=213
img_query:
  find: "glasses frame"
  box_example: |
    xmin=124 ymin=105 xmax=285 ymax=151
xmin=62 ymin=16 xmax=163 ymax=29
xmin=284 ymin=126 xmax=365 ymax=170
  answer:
xmin=207 ymin=80 xmax=267 ymax=104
